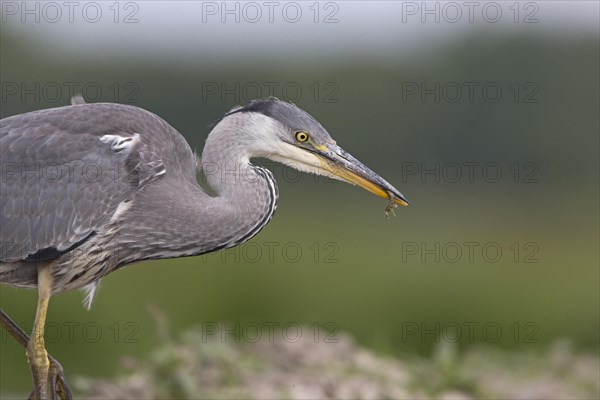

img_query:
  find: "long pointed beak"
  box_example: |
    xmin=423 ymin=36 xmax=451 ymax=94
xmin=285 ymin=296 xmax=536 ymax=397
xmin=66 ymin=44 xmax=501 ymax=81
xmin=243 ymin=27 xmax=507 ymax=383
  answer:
xmin=313 ymin=144 xmax=409 ymax=209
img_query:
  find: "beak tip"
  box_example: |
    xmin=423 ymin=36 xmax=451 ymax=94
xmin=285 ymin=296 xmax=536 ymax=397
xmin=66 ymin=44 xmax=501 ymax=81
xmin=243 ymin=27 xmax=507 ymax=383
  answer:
xmin=392 ymin=192 xmax=409 ymax=207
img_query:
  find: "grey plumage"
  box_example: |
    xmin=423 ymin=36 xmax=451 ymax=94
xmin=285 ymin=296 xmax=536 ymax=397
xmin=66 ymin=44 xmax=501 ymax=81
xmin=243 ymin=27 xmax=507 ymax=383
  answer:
xmin=0 ymin=104 xmax=167 ymax=297
xmin=1 ymin=98 xmax=411 ymax=400
xmin=1 ymin=98 xmax=408 ymax=307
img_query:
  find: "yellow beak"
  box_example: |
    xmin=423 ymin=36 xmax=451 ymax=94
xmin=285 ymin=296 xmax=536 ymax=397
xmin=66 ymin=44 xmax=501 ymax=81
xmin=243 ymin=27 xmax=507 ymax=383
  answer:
xmin=312 ymin=144 xmax=409 ymax=209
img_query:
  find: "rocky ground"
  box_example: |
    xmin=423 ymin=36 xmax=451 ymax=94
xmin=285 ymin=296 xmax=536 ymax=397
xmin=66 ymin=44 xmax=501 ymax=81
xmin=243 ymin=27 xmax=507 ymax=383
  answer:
xmin=76 ymin=326 xmax=599 ymax=400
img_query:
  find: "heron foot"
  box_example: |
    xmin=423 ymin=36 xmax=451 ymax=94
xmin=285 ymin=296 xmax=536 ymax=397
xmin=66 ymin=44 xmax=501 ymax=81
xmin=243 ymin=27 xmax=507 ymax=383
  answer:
xmin=0 ymin=307 xmax=73 ymax=400
xmin=49 ymin=354 xmax=74 ymax=400
xmin=26 ymin=335 xmax=50 ymax=400
xmin=27 ymin=354 xmax=74 ymax=400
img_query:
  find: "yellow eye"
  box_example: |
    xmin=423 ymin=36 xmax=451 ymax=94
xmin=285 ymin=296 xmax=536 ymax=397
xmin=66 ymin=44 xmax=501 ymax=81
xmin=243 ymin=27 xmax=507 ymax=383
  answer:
xmin=295 ymin=131 xmax=310 ymax=143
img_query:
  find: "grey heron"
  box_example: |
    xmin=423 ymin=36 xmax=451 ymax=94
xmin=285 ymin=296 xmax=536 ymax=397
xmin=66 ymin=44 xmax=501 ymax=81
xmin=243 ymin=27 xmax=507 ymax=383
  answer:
xmin=0 ymin=97 xmax=408 ymax=399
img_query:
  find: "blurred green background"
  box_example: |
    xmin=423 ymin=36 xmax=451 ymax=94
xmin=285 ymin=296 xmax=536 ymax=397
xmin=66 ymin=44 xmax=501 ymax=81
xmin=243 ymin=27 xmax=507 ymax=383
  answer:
xmin=1 ymin=1 xmax=598 ymax=395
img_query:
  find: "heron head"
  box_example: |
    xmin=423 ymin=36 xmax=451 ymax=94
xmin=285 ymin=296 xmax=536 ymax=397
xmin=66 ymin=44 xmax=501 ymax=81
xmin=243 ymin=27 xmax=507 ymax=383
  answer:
xmin=221 ymin=98 xmax=409 ymax=209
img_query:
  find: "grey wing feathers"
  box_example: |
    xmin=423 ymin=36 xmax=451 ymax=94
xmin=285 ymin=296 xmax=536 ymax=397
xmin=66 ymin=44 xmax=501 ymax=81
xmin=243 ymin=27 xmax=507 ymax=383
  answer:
xmin=0 ymin=103 xmax=186 ymax=262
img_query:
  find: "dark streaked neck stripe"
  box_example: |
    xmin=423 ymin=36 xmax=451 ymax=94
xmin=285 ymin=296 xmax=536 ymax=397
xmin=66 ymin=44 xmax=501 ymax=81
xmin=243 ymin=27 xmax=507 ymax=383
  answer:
xmin=225 ymin=165 xmax=278 ymax=248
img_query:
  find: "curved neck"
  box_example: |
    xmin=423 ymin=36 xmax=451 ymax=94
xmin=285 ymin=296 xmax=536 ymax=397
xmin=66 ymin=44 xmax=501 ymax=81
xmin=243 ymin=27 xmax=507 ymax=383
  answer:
xmin=199 ymin=160 xmax=279 ymax=252
xmin=198 ymin=117 xmax=281 ymax=251
xmin=114 ymin=119 xmax=279 ymax=266
xmin=195 ymin=123 xmax=280 ymax=253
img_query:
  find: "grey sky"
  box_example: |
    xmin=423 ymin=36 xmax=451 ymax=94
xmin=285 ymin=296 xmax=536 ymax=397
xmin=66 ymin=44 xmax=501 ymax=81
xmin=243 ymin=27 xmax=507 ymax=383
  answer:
xmin=1 ymin=1 xmax=598 ymax=66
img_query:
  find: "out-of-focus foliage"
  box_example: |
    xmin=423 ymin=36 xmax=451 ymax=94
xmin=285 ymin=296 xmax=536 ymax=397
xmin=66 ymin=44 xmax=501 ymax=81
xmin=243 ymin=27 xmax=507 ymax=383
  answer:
xmin=74 ymin=325 xmax=599 ymax=399
xmin=1 ymin=32 xmax=598 ymax=178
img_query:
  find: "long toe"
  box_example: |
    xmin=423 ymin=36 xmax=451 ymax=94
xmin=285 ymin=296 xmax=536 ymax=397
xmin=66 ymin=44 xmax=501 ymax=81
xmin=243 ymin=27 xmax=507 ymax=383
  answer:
xmin=48 ymin=355 xmax=73 ymax=400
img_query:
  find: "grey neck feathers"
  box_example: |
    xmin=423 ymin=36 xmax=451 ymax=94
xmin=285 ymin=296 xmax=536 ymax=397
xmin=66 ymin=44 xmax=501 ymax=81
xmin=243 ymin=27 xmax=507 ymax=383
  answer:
xmin=116 ymin=114 xmax=279 ymax=264
xmin=198 ymin=115 xmax=280 ymax=250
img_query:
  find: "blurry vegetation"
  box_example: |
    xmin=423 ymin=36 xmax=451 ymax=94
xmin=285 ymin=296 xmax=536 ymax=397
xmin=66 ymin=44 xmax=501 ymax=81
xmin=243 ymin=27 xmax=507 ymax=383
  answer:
xmin=73 ymin=325 xmax=599 ymax=399
xmin=1 ymin=28 xmax=598 ymax=396
xmin=1 ymin=32 xmax=598 ymax=178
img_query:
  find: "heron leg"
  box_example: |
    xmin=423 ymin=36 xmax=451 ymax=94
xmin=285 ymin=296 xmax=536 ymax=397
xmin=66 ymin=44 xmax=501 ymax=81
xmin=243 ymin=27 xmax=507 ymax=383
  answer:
xmin=23 ymin=265 xmax=54 ymax=400
xmin=22 ymin=265 xmax=51 ymax=400
xmin=0 ymin=308 xmax=73 ymax=400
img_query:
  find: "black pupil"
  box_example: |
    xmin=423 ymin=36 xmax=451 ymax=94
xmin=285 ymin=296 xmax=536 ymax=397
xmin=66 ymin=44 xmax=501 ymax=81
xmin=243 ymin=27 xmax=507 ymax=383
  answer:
xmin=298 ymin=133 xmax=306 ymax=140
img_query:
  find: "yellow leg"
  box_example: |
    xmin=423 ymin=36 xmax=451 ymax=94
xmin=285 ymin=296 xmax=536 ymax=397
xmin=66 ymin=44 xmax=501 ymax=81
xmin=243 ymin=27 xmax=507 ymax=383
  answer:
xmin=0 ymin=307 xmax=73 ymax=400
xmin=26 ymin=265 xmax=53 ymax=400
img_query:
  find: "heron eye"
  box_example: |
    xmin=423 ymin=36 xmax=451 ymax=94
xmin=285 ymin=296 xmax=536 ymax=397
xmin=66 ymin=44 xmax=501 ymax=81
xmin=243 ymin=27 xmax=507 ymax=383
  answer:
xmin=295 ymin=131 xmax=309 ymax=143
